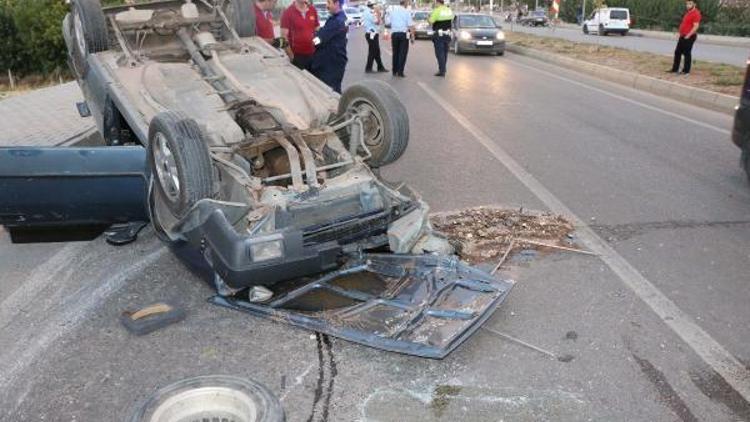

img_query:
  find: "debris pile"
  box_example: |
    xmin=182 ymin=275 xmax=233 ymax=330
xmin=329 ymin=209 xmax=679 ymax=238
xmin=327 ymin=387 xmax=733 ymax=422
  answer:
xmin=431 ymin=207 xmax=575 ymax=264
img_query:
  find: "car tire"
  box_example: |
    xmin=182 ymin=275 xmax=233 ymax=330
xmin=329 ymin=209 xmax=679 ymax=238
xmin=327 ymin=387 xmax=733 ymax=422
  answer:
xmin=621 ymin=31 xmax=628 ymax=36
xmin=337 ymin=80 xmax=409 ymax=167
xmin=147 ymin=111 xmax=213 ymax=218
xmin=103 ymin=97 xmax=134 ymax=146
xmin=599 ymin=24 xmax=607 ymax=36
xmin=742 ymin=145 xmax=750 ymax=185
xmin=222 ymin=0 xmax=256 ymax=38
xmin=70 ymin=0 xmax=109 ymax=76
xmin=583 ymin=24 xmax=588 ymax=34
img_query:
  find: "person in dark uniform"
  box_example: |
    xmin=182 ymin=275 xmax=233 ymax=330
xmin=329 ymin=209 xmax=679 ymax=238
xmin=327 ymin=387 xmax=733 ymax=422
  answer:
xmin=428 ymin=0 xmax=453 ymax=77
xmin=311 ymin=0 xmax=348 ymax=93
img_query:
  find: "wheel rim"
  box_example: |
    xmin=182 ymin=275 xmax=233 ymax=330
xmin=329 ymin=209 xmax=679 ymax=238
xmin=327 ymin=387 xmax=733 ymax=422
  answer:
xmin=350 ymin=100 xmax=384 ymax=148
xmin=74 ymin=10 xmax=87 ymax=58
xmin=153 ymin=132 xmax=181 ymax=202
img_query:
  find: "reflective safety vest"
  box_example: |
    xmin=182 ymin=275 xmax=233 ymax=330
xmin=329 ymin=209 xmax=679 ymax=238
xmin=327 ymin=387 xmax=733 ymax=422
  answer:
xmin=429 ymin=5 xmax=454 ymax=23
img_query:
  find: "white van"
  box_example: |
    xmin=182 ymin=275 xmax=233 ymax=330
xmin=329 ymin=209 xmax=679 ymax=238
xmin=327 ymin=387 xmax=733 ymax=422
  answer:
xmin=583 ymin=7 xmax=630 ymax=36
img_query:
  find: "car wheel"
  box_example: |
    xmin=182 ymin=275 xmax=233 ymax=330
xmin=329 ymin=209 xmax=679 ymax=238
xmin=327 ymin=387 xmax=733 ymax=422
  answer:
xmin=70 ymin=0 xmax=108 ymax=76
xmin=583 ymin=24 xmax=588 ymax=34
xmin=742 ymin=145 xmax=750 ymax=185
xmin=621 ymin=31 xmax=628 ymax=36
xmin=147 ymin=111 xmax=214 ymax=218
xmin=221 ymin=0 xmax=256 ymax=38
xmin=599 ymin=24 xmax=607 ymax=36
xmin=338 ymin=80 xmax=409 ymax=167
xmin=496 ymin=50 xmax=504 ymax=56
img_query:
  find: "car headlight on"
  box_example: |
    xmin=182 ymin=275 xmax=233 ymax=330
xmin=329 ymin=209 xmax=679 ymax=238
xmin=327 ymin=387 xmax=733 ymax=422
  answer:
xmin=459 ymin=30 xmax=471 ymax=40
xmin=496 ymin=31 xmax=505 ymax=40
xmin=249 ymin=235 xmax=284 ymax=262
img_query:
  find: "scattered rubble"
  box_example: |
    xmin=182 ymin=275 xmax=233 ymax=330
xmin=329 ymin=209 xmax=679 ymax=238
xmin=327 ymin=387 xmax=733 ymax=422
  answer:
xmin=431 ymin=206 xmax=576 ymax=265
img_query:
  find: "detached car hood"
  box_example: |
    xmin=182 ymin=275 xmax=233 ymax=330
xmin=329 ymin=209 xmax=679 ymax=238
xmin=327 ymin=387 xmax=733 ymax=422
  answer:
xmin=0 ymin=146 xmax=513 ymax=358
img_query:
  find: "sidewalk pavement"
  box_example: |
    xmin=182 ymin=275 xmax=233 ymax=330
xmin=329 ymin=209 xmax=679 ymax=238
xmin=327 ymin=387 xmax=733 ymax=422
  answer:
xmin=0 ymin=82 xmax=96 ymax=147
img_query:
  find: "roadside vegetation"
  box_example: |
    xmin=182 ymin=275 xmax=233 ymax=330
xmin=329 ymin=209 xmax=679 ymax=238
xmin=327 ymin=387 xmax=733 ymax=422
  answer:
xmin=506 ymin=31 xmax=745 ymax=96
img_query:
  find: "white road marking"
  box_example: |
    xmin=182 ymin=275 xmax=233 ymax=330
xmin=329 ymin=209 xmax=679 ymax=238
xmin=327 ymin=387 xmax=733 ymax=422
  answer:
xmin=418 ymin=80 xmax=750 ymax=403
xmin=508 ymin=58 xmax=732 ymax=135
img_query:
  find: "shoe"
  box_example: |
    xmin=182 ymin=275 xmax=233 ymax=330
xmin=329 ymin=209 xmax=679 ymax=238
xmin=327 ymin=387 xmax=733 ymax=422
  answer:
xmin=680 ymin=71 xmax=690 ymax=75
xmin=398 ymin=73 xmax=405 ymax=77
xmin=434 ymin=72 xmax=445 ymax=77
xmin=365 ymin=69 xmax=374 ymax=73
xmin=377 ymin=68 xmax=389 ymax=73
xmin=665 ymin=69 xmax=678 ymax=73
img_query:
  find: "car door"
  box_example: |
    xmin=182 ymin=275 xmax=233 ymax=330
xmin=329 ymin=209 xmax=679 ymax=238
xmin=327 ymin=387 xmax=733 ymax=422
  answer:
xmin=588 ymin=9 xmax=599 ymax=31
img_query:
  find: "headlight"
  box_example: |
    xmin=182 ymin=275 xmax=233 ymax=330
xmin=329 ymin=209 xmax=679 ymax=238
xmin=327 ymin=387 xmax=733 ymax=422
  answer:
xmin=459 ymin=30 xmax=471 ymax=40
xmin=496 ymin=31 xmax=505 ymax=40
xmin=249 ymin=236 xmax=284 ymax=262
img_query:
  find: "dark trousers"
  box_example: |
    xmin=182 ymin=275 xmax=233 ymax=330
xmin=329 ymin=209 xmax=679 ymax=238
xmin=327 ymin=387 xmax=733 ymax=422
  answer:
xmin=672 ymin=35 xmax=697 ymax=73
xmin=365 ymin=33 xmax=386 ymax=71
xmin=391 ymin=32 xmax=409 ymax=75
xmin=433 ymin=34 xmax=450 ymax=74
xmin=314 ymin=65 xmax=346 ymax=93
xmin=292 ymin=54 xmax=313 ymax=71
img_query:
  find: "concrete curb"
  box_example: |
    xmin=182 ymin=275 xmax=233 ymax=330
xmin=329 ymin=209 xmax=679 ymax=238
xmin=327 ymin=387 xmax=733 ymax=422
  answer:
xmin=506 ymin=44 xmax=738 ymax=114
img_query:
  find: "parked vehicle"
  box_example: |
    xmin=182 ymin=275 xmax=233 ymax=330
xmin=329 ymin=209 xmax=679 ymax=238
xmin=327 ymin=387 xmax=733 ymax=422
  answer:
xmin=0 ymin=0 xmax=514 ymax=359
xmin=583 ymin=7 xmax=630 ymax=36
xmin=412 ymin=10 xmax=432 ymax=39
xmin=520 ymin=10 xmax=548 ymax=27
xmin=732 ymin=56 xmax=750 ymax=183
xmin=451 ymin=13 xmax=505 ymax=56
xmin=345 ymin=6 xmax=363 ymax=26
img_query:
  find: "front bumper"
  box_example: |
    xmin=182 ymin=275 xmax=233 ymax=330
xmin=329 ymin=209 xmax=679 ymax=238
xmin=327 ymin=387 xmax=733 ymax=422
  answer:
xmin=457 ymin=39 xmax=506 ymax=53
xmin=732 ymin=102 xmax=750 ymax=149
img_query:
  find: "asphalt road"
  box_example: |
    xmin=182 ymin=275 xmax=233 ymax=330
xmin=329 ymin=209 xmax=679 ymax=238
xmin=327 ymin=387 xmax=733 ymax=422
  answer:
xmin=2 ymin=28 xmax=750 ymax=421
xmin=509 ymin=24 xmax=750 ymax=67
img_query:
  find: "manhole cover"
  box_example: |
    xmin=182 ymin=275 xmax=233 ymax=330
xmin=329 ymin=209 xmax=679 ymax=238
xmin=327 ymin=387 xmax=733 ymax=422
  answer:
xmin=131 ymin=375 xmax=284 ymax=422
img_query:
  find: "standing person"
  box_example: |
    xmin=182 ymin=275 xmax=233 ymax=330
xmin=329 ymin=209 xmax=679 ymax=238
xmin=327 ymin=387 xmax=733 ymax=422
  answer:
xmin=311 ymin=0 xmax=348 ymax=93
xmin=428 ymin=0 xmax=453 ymax=77
xmin=389 ymin=0 xmax=414 ymax=77
xmin=670 ymin=0 xmax=701 ymax=75
xmin=255 ymin=0 xmax=275 ymax=43
xmin=281 ymin=0 xmax=319 ymax=70
xmin=363 ymin=0 xmax=388 ymax=73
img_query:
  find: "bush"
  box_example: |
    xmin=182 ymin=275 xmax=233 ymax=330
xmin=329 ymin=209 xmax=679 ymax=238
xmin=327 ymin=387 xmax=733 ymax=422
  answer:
xmin=0 ymin=0 xmax=69 ymax=78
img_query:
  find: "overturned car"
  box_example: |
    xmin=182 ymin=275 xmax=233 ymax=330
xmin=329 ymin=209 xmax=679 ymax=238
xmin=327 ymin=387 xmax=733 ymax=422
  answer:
xmin=0 ymin=0 xmax=512 ymax=358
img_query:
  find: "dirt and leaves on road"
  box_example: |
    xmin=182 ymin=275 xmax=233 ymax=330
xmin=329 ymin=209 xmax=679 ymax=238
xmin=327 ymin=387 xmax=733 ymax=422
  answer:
xmin=506 ymin=32 xmax=745 ymax=96
xmin=431 ymin=207 xmax=578 ymax=267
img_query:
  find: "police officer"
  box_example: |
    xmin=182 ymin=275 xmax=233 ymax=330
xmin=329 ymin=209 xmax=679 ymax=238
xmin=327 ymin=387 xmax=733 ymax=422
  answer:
xmin=429 ymin=0 xmax=453 ymax=77
xmin=363 ymin=0 xmax=387 ymax=73
xmin=311 ymin=0 xmax=348 ymax=93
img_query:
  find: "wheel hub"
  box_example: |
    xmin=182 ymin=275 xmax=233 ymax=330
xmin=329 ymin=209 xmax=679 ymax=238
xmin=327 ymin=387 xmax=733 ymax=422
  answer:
xmin=153 ymin=132 xmax=181 ymax=202
xmin=351 ymin=101 xmax=384 ymax=147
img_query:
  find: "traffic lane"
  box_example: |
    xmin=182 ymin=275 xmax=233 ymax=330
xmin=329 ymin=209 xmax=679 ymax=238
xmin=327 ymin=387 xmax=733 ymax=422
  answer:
xmin=0 ymin=229 xmax=68 ymax=300
xmin=396 ymin=43 xmax=750 ymax=374
xmin=342 ymin=41 xmax=546 ymax=213
xmin=509 ymin=24 xmax=749 ymax=67
xmin=342 ymin=37 xmax=745 ymax=420
xmin=415 ymin=45 xmax=748 ymax=225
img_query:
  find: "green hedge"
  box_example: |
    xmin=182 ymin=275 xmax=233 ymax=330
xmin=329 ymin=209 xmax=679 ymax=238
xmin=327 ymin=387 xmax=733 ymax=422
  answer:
xmin=0 ymin=0 xmax=69 ymax=78
xmin=557 ymin=0 xmax=750 ymax=36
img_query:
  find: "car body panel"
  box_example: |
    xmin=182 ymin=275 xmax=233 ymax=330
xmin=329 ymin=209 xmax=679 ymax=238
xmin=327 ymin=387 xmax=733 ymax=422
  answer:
xmin=452 ymin=14 xmax=505 ymax=54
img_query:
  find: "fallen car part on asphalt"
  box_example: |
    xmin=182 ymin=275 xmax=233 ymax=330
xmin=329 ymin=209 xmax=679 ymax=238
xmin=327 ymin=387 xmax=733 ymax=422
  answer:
xmin=120 ymin=302 xmax=186 ymax=336
xmin=130 ymin=375 xmax=285 ymax=422
xmin=212 ymin=253 xmax=514 ymax=359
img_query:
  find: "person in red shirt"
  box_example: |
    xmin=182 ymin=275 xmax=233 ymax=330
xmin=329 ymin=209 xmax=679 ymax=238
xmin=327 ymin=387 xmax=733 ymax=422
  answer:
xmin=255 ymin=0 xmax=275 ymax=42
xmin=280 ymin=0 xmax=319 ymax=70
xmin=670 ymin=0 xmax=701 ymax=75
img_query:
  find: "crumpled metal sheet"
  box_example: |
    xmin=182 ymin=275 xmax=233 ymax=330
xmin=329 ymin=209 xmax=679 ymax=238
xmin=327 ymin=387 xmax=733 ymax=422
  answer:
xmin=211 ymin=253 xmax=514 ymax=358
